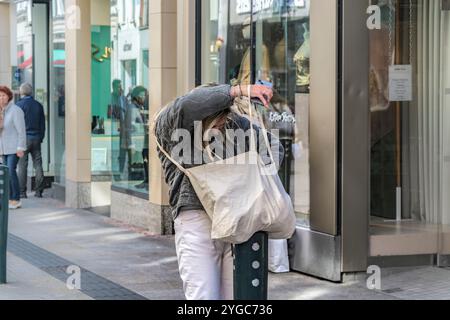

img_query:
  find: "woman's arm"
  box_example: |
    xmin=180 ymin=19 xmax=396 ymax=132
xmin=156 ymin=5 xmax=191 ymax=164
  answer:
xmin=178 ymin=84 xmax=273 ymax=130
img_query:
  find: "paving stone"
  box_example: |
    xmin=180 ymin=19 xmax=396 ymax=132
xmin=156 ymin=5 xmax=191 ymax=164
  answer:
xmin=7 ymin=234 xmax=147 ymax=300
xmin=3 ymin=197 xmax=450 ymax=300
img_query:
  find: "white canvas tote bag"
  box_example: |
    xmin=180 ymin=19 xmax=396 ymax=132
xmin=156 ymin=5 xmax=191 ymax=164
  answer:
xmin=154 ymin=89 xmax=296 ymax=244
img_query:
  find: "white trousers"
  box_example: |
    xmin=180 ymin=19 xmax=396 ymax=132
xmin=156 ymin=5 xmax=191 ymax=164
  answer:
xmin=174 ymin=209 xmax=234 ymax=300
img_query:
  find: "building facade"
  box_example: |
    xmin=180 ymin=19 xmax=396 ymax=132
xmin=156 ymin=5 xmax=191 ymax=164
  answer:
xmin=1 ymin=0 xmax=450 ymax=282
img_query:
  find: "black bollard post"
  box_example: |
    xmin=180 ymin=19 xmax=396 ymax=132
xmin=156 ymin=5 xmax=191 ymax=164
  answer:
xmin=0 ymin=165 xmax=9 ymax=284
xmin=233 ymin=232 xmax=268 ymax=300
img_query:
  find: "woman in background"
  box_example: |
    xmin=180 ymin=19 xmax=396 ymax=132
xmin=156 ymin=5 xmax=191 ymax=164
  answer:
xmin=0 ymin=86 xmax=26 ymax=209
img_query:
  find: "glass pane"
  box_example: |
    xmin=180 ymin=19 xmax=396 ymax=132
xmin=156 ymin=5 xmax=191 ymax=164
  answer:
xmin=91 ymin=23 xmax=112 ymax=175
xmin=32 ymin=4 xmax=50 ymax=173
xmin=12 ymin=1 xmax=53 ymax=181
xmin=200 ymin=0 xmax=252 ymax=84
xmin=13 ymin=0 xmax=33 ymax=91
xmin=50 ymin=1 xmax=66 ymax=186
xmin=369 ymin=0 xmax=450 ymax=257
xmin=201 ymin=0 xmax=311 ymax=226
xmin=254 ymin=1 xmax=311 ymax=226
xmin=110 ymin=0 xmax=150 ymax=195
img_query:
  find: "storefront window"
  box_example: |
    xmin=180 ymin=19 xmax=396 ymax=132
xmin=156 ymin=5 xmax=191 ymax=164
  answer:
xmin=369 ymin=0 xmax=450 ymax=257
xmin=91 ymin=23 xmax=112 ymax=174
xmin=201 ymin=0 xmax=311 ymax=225
xmin=51 ymin=0 xmax=66 ymax=186
xmin=200 ymin=0 xmax=251 ymax=85
xmin=110 ymin=0 xmax=150 ymax=195
xmin=12 ymin=0 xmax=53 ymax=177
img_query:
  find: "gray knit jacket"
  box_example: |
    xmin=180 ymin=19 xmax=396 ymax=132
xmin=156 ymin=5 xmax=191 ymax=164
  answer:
xmin=155 ymin=84 xmax=284 ymax=219
xmin=0 ymin=101 xmax=27 ymax=156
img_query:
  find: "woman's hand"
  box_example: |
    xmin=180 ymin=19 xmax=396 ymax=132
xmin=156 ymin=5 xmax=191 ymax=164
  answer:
xmin=16 ymin=150 xmax=24 ymax=158
xmin=231 ymin=84 xmax=273 ymax=108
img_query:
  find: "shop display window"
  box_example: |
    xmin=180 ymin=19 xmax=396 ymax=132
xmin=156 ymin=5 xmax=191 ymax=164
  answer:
xmin=200 ymin=0 xmax=311 ymax=225
xmin=110 ymin=0 xmax=150 ymax=196
xmin=369 ymin=0 xmax=450 ymax=256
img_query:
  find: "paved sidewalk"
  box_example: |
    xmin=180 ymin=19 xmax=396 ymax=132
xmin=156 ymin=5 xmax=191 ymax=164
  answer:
xmin=0 ymin=195 xmax=449 ymax=300
xmin=3 ymin=196 xmax=183 ymax=300
xmin=2 ymin=253 xmax=91 ymax=300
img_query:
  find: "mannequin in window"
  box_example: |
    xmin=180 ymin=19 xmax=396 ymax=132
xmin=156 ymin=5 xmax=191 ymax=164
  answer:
xmin=233 ymin=17 xmax=271 ymax=85
xmin=124 ymin=86 xmax=148 ymax=190
xmin=136 ymin=90 xmax=150 ymax=190
xmin=293 ymin=22 xmax=310 ymax=93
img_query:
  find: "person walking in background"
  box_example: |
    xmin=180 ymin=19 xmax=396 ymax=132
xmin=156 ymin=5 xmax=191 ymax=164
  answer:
xmin=0 ymin=85 xmax=27 ymax=209
xmin=110 ymin=79 xmax=129 ymax=176
xmin=16 ymin=83 xmax=46 ymax=198
xmin=125 ymin=86 xmax=148 ymax=188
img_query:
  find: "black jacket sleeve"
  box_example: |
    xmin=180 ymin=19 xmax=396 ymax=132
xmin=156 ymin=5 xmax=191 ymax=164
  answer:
xmin=39 ymin=103 xmax=46 ymax=142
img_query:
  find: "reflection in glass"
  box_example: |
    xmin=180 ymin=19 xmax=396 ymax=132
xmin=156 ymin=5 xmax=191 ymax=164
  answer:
xmin=12 ymin=1 xmax=52 ymax=178
xmin=293 ymin=22 xmax=310 ymax=91
xmin=369 ymin=0 xmax=450 ymax=257
xmin=201 ymin=0 xmax=311 ymax=225
xmin=111 ymin=0 xmax=149 ymax=195
xmin=51 ymin=0 xmax=66 ymax=186
xmin=91 ymin=24 xmax=112 ymax=174
xmin=254 ymin=1 xmax=310 ymax=225
xmin=14 ymin=0 xmax=33 ymax=91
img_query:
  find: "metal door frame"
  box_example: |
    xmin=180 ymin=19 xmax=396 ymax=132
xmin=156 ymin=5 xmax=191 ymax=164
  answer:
xmin=340 ymin=0 xmax=370 ymax=274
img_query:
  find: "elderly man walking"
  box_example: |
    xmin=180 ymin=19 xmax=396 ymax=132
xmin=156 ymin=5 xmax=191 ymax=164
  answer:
xmin=16 ymin=83 xmax=46 ymax=198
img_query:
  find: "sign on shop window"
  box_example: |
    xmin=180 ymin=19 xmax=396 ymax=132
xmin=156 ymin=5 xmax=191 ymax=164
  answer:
xmin=294 ymin=0 xmax=306 ymax=7
xmin=389 ymin=65 xmax=413 ymax=102
xmin=236 ymin=0 xmax=306 ymax=14
xmin=236 ymin=0 xmax=273 ymax=14
xmin=236 ymin=0 xmax=251 ymax=14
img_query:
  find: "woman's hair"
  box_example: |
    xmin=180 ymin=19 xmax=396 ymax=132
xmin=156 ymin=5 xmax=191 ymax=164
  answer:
xmin=0 ymin=86 xmax=14 ymax=102
xmin=203 ymin=109 xmax=231 ymax=133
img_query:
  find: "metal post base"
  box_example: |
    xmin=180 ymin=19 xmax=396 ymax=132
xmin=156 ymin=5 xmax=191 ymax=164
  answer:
xmin=233 ymin=232 xmax=268 ymax=300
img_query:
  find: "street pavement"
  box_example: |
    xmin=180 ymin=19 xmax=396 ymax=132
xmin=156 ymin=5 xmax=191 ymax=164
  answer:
xmin=0 ymin=195 xmax=449 ymax=300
